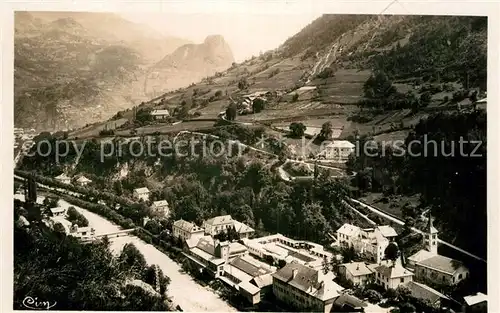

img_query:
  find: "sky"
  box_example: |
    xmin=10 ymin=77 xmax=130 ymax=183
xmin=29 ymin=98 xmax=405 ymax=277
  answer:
xmin=120 ymin=12 xmax=321 ymax=62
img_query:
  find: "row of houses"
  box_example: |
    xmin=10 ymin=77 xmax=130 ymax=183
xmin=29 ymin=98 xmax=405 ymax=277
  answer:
xmin=173 ymin=215 xmax=255 ymax=242
xmin=54 ymin=173 xmax=92 ymax=186
xmin=173 ymin=215 xmax=350 ymax=311
xmin=53 ymin=179 xmax=170 ymax=218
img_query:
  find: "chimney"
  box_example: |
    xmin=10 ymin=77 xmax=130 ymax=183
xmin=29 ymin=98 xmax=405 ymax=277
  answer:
xmin=292 ymin=269 xmax=298 ymax=279
xmin=319 ymin=281 xmax=325 ymax=289
xmin=356 ymin=264 xmax=360 ymax=270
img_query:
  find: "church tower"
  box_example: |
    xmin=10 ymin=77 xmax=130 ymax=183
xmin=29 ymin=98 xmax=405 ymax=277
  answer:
xmin=425 ymin=211 xmax=439 ymax=255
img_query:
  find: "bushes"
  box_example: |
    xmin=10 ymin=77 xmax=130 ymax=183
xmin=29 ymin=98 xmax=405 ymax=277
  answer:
xmin=365 ymin=289 xmax=383 ymax=304
xmin=67 ymin=206 xmax=89 ymax=227
xmin=289 ymin=122 xmax=307 ymax=138
xmin=316 ymin=67 xmax=335 ymax=79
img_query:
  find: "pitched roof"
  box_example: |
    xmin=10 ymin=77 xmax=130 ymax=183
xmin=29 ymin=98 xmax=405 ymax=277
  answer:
xmin=341 ymin=262 xmax=374 ymax=277
xmin=152 ymin=200 xmax=169 ymax=207
xmin=272 ymin=262 xmax=344 ymax=301
xmin=238 ymin=280 xmax=260 ymax=295
xmin=375 ymin=263 xmax=414 ymax=279
xmin=325 ymin=140 xmax=355 ymax=149
xmin=252 ymin=274 xmax=273 ymax=288
xmin=407 ymin=281 xmax=449 ymax=304
xmin=416 ymin=255 xmax=466 ymax=275
xmin=229 ymin=242 xmax=248 ymax=254
xmin=134 ymin=187 xmax=150 ymax=194
xmin=233 ymin=220 xmax=254 ymax=234
xmin=173 ymin=219 xmax=203 ymax=233
xmin=337 ymin=223 xmax=361 ymax=237
xmin=151 ymin=109 xmax=170 ymax=116
xmin=50 ymin=207 xmax=65 ymax=214
xmin=204 ymin=215 xmax=233 ymax=226
xmin=464 ymin=292 xmax=487 ymax=306
xmin=196 ymin=237 xmax=216 ymax=255
xmin=377 ymin=225 xmax=398 ymax=238
xmin=408 ymin=249 xmax=434 ymax=263
xmin=76 ymin=176 xmax=91 ymax=183
xmin=230 ymin=256 xmax=273 ymax=277
xmin=18 ymin=216 xmax=30 ymax=227
xmin=55 ymin=173 xmax=70 ymax=180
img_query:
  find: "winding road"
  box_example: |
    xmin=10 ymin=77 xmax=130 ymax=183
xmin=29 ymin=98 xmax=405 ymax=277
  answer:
xmin=14 ymin=192 xmax=236 ymax=312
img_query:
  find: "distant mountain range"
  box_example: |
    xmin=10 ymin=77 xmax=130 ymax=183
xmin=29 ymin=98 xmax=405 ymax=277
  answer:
xmin=14 ymin=12 xmax=235 ymax=131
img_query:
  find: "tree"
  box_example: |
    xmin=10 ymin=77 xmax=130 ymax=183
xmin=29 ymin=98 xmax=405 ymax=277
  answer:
xmin=365 ymin=289 xmax=382 ymax=304
xmin=67 ymin=206 xmax=89 ymax=227
xmin=26 ymin=174 xmax=37 ymax=204
xmin=14 ymin=223 xmax=171 ymax=310
xmin=292 ymin=93 xmax=299 ymax=102
xmin=321 ymin=256 xmax=330 ymax=274
xmin=420 ymin=92 xmax=432 ymax=106
xmin=53 ymin=222 xmax=66 ymax=234
xmin=384 ymin=242 xmax=400 ymax=265
xmin=144 ymin=219 xmax=162 ymax=235
xmin=226 ymin=103 xmax=237 ymax=121
xmin=318 ymin=121 xmax=333 ymax=141
xmin=363 ymin=71 xmax=396 ymax=99
xmin=214 ymin=90 xmax=223 ymax=98
xmin=278 ymin=259 xmax=287 ymax=269
xmin=399 ymin=302 xmax=416 ymax=313
xmin=289 ymin=122 xmax=307 ymax=138
xmin=237 ymin=78 xmax=249 ymax=90
xmin=252 ymin=98 xmax=265 ymax=113
xmin=119 ymin=243 xmax=147 ymax=275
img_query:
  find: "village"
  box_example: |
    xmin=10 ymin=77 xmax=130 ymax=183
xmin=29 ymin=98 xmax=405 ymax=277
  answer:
xmin=17 ymin=169 xmax=486 ymax=313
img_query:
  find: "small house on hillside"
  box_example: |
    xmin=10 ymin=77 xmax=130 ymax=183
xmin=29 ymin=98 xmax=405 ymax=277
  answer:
xmin=318 ymin=140 xmax=355 ymax=161
xmin=173 ymin=219 xmax=205 ymax=241
xmin=133 ymin=187 xmax=150 ymax=202
xmin=151 ymin=109 xmax=170 ymax=120
xmin=55 ymin=173 xmax=71 ymax=184
xmin=50 ymin=207 xmax=66 ymax=217
xmin=151 ymin=200 xmax=170 ymax=218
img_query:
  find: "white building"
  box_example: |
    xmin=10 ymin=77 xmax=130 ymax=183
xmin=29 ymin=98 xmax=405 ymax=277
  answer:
xmin=50 ymin=207 xmax=66 ymax=217
xmin=272 ymin=262 xmax=344 ymax=313
xmin=374 ymin=261 xmax=414 ymax=290
xmin=133 ymin=187 xmax=150 ymax=202
xmin=318 ymin=140 xmax=355 ymax=161
xmin=408 ymin=213 xmax=469 ymax=286
xmin=151 ymin=109 xmax=170 ymax=120
xmin=69 ymin=225 xmax=95 ymax=240
xmin=55 ymin=173 xmax=71 ymax=185
xmin=172 ymin=219 xmax=205 ymax=242
xmin=242 ymin=234 xmax=333 ymax=270
xmin=151 ymin=200 xmax=170 ymax=218
xmin=338 ymin=262 xmax=376 ymax=286
xmin=203 ymin=215 xmax=255 ymax=239
xmin=203 ymin=215 xmax=235 ymax=236
xmin=336 ymin=224 xmax=396 ymax=264
xmin=76 ymin=175 xmax=92 ymax=186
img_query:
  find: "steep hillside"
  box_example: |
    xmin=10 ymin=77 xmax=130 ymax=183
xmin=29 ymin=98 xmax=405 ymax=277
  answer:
xmin=14 ymin=11 xmax=194 ymax=131
xmin=71 ymin=14 xmax=486 ymax=142
xmin=145 ymin=35 xmax=235 ymax=93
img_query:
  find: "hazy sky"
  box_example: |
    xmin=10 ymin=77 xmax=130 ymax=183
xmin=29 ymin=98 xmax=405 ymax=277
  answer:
xmin=120 ymin=12 xmax=321 ymax=62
